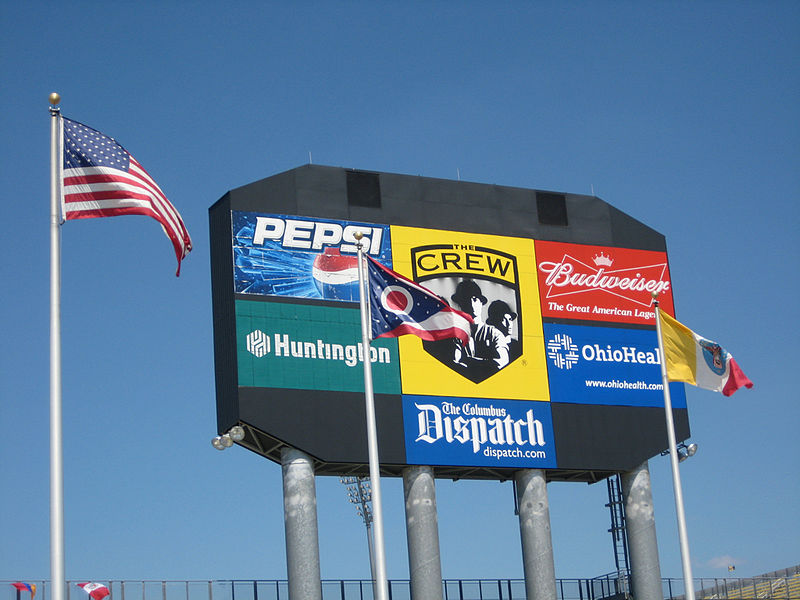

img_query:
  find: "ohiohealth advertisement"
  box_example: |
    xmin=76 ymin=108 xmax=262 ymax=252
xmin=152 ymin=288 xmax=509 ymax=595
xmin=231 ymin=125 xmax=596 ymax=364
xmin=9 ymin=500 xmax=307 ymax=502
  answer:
xmin=543 ymin=322 xmax=686 ymax=408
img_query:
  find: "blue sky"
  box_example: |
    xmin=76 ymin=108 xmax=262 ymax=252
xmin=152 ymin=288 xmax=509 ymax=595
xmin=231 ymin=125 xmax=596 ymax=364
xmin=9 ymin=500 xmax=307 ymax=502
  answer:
xmin=1 ymin=0 xmax=798 ymax=585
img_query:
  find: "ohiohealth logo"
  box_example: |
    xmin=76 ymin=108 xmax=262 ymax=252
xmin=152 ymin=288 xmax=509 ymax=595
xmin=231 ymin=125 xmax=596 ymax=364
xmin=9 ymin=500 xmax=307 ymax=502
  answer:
xmin=546 ymin=334 xmax=580 ymax=369
xmin=546 ymin=332 xmax=662 ymax=370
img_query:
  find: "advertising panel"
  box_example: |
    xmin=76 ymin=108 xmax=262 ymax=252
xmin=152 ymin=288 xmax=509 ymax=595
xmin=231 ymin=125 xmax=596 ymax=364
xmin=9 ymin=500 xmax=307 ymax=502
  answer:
xmin=232 ymin=211 xmax=392 ymax=301
xmin=390 ymin=226 xmax=550 ymax=402
xmin=402 ymin=396 xmax=556 ymax=469
xmin=236 ymin=300 xmax=400 ymax=394
xmin=215 ymin=197 xmax=684 ymax=474
xmin=543 ymin=322 xmax=686 ymax=408
xmin=535 ymin=240 xmax=674 ymax=325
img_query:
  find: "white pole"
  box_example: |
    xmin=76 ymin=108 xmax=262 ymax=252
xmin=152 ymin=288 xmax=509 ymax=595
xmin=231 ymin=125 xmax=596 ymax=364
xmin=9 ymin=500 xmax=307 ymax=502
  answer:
xmin=49 ymin=93 xmax=65 ymax=600
xmin=654 ymin=299 xmax=695 ymax=600
xmin=355 ymin=237 xmax=389 ymax=600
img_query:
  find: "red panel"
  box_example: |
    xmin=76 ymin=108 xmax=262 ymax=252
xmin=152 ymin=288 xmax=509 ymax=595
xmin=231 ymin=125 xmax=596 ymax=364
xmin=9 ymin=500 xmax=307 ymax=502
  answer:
xmin=535 ymin=240 xmax=675 ymax=325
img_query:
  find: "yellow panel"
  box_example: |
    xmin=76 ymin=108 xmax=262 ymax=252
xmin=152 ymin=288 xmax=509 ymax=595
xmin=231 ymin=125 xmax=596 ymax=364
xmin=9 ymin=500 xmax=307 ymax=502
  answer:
xmin=390 ymin=225 xmax=549 ymax=402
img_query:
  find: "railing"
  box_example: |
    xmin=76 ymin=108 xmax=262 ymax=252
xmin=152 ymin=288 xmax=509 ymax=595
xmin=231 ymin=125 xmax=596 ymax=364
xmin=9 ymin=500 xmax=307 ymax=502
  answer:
xmin=3 ymin=575 xmax=799 ymax=600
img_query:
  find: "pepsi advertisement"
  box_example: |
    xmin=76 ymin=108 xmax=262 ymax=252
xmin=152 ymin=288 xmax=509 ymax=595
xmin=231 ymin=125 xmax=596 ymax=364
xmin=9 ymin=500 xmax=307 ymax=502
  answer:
xmin=232 ymin=211 xmax=392 ymax=301
xmin=544 ymin=323 xmax=687 ymax=408
xmin=402 ymin=395 xmax=557 ymax=469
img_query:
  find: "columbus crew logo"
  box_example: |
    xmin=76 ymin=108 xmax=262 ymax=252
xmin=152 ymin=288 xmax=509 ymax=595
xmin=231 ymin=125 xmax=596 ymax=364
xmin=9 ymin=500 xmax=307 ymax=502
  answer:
xmin=410 ymin=244 xmax=522 ymax=383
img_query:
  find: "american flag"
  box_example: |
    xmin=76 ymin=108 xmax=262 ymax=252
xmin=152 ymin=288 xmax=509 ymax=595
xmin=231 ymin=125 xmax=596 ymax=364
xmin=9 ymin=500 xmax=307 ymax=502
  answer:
xmin=61 ymin=117 xmax=192 ymax=275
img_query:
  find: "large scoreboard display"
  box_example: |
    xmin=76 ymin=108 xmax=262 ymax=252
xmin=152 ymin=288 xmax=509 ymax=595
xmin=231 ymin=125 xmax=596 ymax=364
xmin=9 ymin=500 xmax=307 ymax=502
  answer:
xmin=210 ymin=166 xmax=689 ymax=482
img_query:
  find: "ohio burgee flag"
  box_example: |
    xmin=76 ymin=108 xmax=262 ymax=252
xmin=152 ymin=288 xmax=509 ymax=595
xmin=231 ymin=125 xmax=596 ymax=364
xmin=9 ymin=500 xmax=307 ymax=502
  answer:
xmin=658 ymin=308 xmax=753 ymax=396
xmin=367 ymin=256 xmax=473 ymax=344
xmin=60 ymin=117 xmax=192 ymax=275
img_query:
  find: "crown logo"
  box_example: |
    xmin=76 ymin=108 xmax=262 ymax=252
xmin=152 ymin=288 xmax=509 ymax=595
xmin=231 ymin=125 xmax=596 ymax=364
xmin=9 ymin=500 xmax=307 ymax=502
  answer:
xmin=592 ymin=252 xmax=614 ymax=267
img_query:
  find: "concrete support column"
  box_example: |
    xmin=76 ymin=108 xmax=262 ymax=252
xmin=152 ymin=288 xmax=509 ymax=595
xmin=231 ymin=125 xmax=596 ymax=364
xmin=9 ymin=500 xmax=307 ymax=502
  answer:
xmin=281 ymin=447 xmax=322 ymax=600
xmin=621 ymin=461 xmax=663 ymax=600
xmin=403 ymin=465 xmax=444 ymax=600
xmin=515 ymin=469 xmax=557 ymax=600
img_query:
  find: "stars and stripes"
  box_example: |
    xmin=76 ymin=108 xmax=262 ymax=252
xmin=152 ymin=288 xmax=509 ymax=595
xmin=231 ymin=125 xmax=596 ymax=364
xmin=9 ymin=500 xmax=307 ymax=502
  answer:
xmin=61 ymin=117 xmax=192 ymax=275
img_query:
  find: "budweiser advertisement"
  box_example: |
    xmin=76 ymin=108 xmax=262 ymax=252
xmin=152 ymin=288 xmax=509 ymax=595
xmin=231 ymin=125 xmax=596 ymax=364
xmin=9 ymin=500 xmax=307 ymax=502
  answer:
xmin=535 ymin=241 xmax=676 ymax=325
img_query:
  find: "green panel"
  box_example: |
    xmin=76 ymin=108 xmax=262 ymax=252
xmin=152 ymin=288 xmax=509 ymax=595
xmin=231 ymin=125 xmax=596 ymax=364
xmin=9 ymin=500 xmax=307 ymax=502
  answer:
xmin=236 ymin=299 xmax=401 ymax=394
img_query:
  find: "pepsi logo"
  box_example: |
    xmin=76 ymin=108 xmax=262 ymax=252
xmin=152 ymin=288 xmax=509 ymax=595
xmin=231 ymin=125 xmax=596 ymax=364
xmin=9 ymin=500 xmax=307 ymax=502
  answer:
xmin=312 ymin=247 xmax=360 ymax=301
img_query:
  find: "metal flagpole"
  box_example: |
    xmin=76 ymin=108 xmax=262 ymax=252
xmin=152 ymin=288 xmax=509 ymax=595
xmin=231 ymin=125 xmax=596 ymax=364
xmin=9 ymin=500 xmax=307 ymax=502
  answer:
xmin=653 ymin=297 xmax=696 ymax=600
xmin=355 ymin=234 xmax=390 ymax=600
xmin=49 ymin=92 xmax=66 ymax=600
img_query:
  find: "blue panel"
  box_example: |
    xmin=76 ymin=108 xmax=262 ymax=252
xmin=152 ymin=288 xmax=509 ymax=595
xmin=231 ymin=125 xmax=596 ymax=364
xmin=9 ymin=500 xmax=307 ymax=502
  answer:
xmin=543 ymin=323 xmax=686 ymax=408
xmin=231 ymin=211 xmax=392 ymax=301
xmin=403 ymin=396 xmax=557 ymax=468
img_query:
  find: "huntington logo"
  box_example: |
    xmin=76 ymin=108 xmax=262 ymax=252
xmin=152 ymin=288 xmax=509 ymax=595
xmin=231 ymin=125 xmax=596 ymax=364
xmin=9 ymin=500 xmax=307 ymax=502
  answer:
xmin=244 ymin=329 xmax=391 ymax=367
xmin=410 ymin=244 xmax=522 ymax=383
xmin=246 ymin=330 xmax=271 ymax=357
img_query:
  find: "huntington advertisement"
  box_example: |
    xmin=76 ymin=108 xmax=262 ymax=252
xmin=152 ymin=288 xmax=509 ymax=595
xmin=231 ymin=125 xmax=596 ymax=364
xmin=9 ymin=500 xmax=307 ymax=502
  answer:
xmin=236 ymin=300 xmax=401 ymax=394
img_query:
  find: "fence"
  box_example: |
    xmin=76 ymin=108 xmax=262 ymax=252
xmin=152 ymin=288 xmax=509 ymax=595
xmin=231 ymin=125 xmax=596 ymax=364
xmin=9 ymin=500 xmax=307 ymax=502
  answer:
xmin=3 ymin=573 xmax=799 ymax=600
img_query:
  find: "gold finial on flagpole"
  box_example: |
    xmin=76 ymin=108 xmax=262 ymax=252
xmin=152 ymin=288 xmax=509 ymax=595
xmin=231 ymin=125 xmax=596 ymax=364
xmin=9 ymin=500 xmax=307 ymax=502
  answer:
xmin=354 ymin=230 xmax=365 ymax=251
xmin=49 ymin=92 xmax=61 ymax=106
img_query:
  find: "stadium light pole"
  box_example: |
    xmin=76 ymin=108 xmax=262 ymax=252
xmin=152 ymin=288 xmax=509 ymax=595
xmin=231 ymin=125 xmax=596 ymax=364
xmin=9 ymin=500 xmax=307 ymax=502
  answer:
xmin=341 ymin=476 xmax=377 ymax=594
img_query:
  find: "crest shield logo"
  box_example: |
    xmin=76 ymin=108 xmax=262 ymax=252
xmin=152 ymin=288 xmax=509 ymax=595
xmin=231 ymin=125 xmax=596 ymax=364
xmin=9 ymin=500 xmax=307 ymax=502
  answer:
xmin=410 ymin=244 xmax=522 ymax=383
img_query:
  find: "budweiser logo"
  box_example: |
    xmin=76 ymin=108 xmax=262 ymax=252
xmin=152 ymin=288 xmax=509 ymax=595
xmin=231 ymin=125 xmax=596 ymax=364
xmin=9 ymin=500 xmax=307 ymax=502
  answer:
xmin=538 ymin=253 xmax=670 ymax=308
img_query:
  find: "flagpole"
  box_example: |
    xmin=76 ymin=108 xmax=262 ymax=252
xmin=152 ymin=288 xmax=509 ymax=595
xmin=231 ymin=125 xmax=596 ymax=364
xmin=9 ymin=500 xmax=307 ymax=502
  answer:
xmin=355 ymin=234 xmax=389 ymax=600
xmin=49 ymin=92 xmax=66 ymax=600
xmin=653 ymin=296 xmax=695 ymax=600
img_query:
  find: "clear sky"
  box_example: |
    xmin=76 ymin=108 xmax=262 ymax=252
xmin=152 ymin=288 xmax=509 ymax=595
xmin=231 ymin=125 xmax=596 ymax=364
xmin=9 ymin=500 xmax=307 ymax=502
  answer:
xmin=1 ymin=0 xmax=798 ymax=586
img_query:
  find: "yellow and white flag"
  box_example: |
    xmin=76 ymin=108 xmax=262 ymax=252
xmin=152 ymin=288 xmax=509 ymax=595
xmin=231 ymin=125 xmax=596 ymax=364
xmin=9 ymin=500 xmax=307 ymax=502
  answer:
xmin=659 ymin=309 xmax=753 ymax=396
